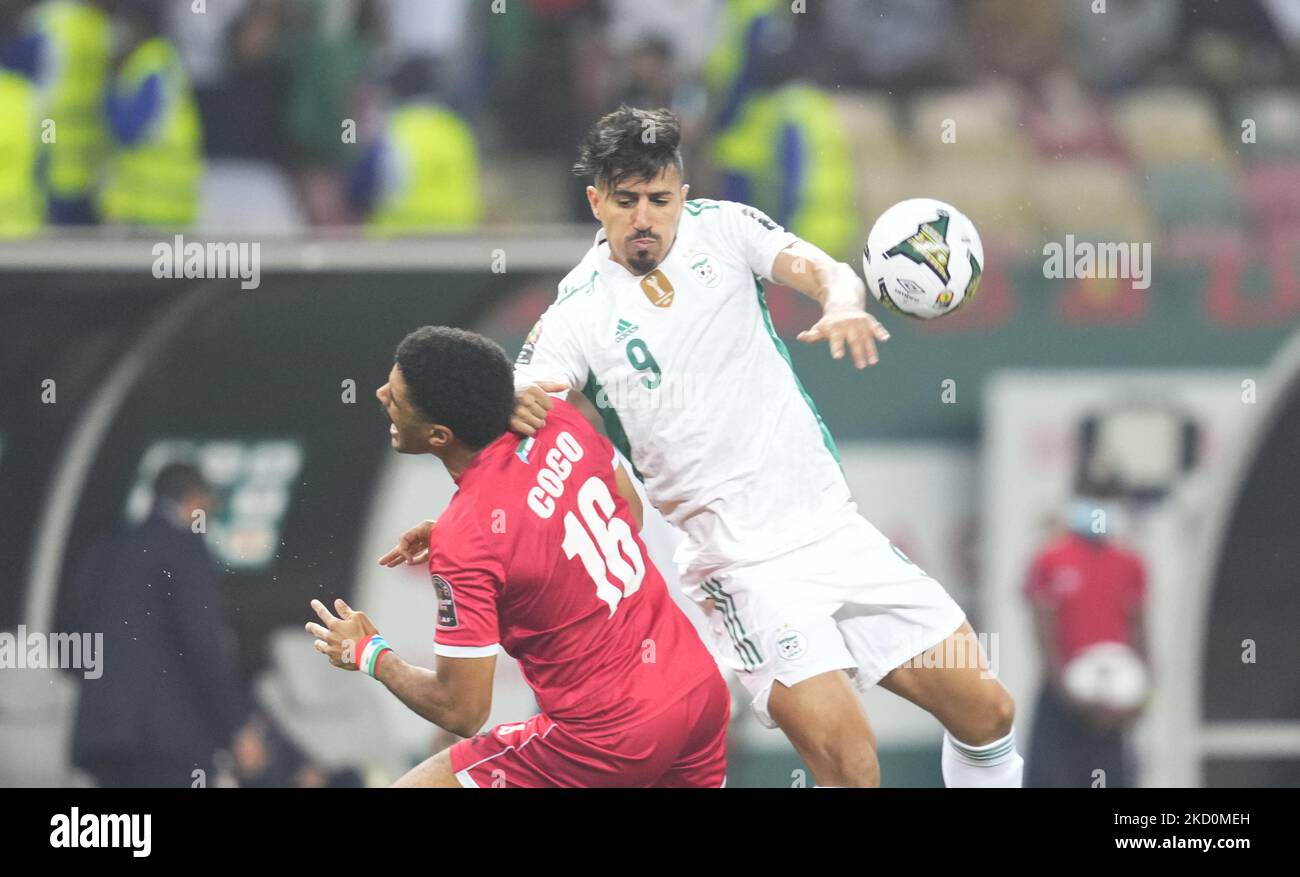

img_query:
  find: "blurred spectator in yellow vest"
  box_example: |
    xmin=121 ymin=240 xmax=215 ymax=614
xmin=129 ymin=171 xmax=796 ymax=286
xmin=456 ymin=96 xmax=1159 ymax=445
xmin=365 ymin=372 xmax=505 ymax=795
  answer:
xmin=0 ymin=4 xmax=44 ymax=237
xmin=5 ymin=1 xmax=112 ymax=224
xmin=712 ymin=80 xmax=859 ymax=261
xmin=704 ymin=4 xmax=858 ymax=259
xmin=0 ymin=68 xmax=44 ymax=238
xmin=349 ymin=56 xmax=482 ymax=235
xmin=704 ymin=0 xmax=780 ymax=132
xmin=99 ymin=0 xmax=203 ymax=229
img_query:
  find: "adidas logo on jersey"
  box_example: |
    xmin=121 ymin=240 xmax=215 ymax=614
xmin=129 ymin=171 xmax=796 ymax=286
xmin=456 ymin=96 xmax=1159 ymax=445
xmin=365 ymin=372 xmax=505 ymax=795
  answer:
xmin=614 ymin=318 xmax=640 ymax=343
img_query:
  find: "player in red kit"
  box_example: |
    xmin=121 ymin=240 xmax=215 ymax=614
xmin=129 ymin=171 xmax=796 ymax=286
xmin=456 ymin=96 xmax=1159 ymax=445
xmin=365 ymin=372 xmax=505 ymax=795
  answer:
xmin=305 ymin=326 xmax=728 ymax=787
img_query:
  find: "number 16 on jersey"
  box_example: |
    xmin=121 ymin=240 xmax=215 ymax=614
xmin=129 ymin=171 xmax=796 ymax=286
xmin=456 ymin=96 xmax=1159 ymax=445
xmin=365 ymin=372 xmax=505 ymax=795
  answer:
xmin=561 ymin=476 xmax=646 ymax=616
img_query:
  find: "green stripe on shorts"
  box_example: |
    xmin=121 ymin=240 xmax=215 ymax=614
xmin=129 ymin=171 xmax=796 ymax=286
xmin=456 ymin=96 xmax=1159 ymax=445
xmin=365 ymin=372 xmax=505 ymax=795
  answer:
xmin=703 ymin=579 xmax=763 ymax=670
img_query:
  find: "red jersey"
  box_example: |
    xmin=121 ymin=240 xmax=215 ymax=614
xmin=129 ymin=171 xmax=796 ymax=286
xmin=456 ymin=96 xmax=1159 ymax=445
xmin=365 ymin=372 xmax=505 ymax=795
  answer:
xmin=428 ymin=400 xmax=719 ymax=735
xmin=1024 ymin=532 xmax=1146 ymax=663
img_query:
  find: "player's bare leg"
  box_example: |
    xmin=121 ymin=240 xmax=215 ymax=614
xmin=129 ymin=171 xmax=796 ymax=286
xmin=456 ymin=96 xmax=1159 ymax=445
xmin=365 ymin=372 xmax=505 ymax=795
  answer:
xmin=391 ymin=746 xmax=461 ymax=788
xmin=767 ymin=669 xmax=880 ymax=787
xmin=878 ymin=620 xmax=1014 ymax=743
xmin=877 ymin=620 xmax=1023 ymax=787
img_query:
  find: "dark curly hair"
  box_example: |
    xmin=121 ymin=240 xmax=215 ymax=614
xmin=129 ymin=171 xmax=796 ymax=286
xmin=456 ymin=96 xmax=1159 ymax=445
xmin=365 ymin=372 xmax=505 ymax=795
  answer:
xmin=394 ymin=326 xmax=515 ymax=450
xmin=573 ymin=105 xmax=684 ymax=190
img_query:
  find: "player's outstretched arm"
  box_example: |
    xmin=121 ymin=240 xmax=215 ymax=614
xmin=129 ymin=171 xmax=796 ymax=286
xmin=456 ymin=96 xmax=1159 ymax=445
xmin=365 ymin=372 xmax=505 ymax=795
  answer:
xmin=305 ymin=598 xmax=495 ymax=737
xmin=369 ymin=652 xmax=496 ymax=738
xmin=772 ymin=240 xmax=890 ymax=370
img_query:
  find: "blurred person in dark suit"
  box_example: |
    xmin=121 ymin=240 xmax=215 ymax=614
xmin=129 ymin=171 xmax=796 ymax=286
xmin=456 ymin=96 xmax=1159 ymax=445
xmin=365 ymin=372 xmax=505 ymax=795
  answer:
xmin=1024 ymin=497 xmax=1150 ymax=788
xmin=68 ymin=462 xmax=263 ymax=787
xmin=229 ymin=712 xmax=364 ymax=789
xmin=168 ymin=0 xmax=292 ymax=163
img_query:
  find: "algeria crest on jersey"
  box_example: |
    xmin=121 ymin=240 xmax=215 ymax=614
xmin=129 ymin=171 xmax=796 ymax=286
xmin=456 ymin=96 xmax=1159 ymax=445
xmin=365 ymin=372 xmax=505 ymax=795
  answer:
xmin=689 ymin=253 xmax=721 ymax=288
xmin=640 ymin=269 xmax=675 ymax=308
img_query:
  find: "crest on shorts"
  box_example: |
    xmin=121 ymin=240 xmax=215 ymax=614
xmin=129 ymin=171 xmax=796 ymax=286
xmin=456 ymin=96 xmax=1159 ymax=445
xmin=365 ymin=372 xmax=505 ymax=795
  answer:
xmin=777 ymin=628 xmax=808 ymax=661
xmin=432 ymin=574 xmax=458 ymax=628
xmin=640 ymin=269 xmax=675 ymax=308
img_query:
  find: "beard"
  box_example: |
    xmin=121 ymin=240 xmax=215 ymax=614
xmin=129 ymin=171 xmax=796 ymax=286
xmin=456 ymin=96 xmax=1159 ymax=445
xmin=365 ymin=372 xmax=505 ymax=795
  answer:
xmin=627 ymin=251 xmax=659 ymax=274
xmin=625 ymin=237 xmax=660 ymax=275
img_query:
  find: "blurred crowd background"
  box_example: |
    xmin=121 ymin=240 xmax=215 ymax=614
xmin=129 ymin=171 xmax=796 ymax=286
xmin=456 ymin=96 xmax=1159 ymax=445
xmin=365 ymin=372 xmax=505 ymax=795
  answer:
xmin=2 ymin=0 xmax=1299 ymax=242
xmin=3 ymin=0 xmax=1300 ymax=789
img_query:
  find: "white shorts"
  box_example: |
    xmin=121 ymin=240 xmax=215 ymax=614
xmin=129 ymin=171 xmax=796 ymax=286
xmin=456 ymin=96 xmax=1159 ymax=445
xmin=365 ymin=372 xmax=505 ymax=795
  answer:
xmin=686 ymin=513 xmax=967 ymax=728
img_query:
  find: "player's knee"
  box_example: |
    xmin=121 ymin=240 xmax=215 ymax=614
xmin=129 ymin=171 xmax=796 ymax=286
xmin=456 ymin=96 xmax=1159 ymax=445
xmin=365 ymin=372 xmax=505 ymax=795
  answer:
xmin=968 ymin=686 xmax=1016 ymax=745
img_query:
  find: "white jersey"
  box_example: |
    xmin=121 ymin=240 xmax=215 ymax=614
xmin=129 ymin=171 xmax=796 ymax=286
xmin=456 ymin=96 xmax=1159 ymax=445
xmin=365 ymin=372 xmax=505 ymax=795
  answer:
xmin=514 ymin=199 xmax=854 ymax=583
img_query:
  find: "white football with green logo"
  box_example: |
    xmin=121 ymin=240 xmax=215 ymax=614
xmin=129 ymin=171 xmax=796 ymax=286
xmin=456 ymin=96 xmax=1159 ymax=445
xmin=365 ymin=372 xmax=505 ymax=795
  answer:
xmin=861 ymin=198 xmax=984 ymax=320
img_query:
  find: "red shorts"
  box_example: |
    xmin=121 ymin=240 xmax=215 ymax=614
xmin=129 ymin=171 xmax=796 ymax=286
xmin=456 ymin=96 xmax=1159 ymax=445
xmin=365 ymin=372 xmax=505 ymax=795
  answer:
xmin=449 ymin=674 xmax=729 ymax=788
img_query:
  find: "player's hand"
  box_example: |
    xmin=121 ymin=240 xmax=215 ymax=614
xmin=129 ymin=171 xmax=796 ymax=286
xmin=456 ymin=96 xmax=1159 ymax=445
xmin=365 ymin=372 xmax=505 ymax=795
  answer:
xmin=378 ymin=519 xmax=436 ymax=567
xmin=306 ymin=598 xmax=378 ymax=671
xmin=797 ymin=305 xmax=890 ymax=369
xmin=510 ymin=381 xmax=568 ymax=436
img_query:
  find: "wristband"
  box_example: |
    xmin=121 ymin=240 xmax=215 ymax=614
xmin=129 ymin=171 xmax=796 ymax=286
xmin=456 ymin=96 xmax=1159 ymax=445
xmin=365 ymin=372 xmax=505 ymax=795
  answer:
xmin=356 ymin=633 xmax=394 ymax=678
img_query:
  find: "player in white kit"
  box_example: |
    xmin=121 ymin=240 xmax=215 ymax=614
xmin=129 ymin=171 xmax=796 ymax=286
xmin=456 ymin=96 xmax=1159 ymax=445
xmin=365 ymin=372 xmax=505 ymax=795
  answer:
xmin=395 ymin=107 xmax=1021 ymax=787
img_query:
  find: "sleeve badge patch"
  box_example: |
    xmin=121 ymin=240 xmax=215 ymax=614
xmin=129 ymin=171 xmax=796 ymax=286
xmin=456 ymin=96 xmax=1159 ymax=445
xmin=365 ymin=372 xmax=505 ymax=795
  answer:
xmin=432 ymin=574 xmax=459 ymax=628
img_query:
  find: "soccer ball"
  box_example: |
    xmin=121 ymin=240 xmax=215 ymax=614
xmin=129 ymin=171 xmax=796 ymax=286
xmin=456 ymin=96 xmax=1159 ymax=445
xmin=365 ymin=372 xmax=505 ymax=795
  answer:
xmin=1062 ymin=642 xmax=1149 ymax=711
xmin=861 ymin=198 xmax=985 ymax=320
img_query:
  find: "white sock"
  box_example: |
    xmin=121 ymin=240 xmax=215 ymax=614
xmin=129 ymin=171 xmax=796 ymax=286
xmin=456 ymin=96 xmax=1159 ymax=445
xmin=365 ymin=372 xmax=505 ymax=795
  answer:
xmin=942 ymin=728 xmax=1024 ymax=788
